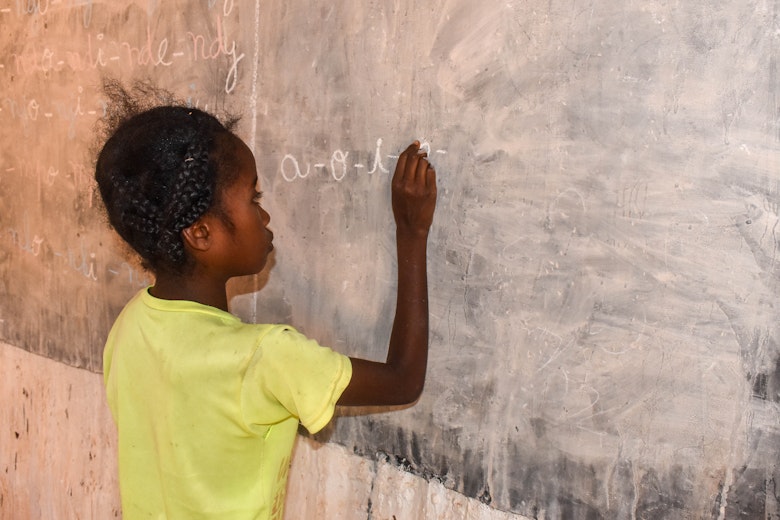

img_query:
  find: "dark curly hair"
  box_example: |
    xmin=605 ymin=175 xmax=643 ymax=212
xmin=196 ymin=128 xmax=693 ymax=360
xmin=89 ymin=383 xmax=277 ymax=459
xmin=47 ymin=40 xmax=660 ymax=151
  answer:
xmin=95 ymin=80 xmax=240 ymax=275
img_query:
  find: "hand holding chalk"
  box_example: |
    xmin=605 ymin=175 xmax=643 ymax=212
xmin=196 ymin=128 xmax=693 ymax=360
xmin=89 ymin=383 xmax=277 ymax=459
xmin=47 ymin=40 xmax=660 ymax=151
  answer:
xmin=392 ymin=141 xmax=438 ymax=238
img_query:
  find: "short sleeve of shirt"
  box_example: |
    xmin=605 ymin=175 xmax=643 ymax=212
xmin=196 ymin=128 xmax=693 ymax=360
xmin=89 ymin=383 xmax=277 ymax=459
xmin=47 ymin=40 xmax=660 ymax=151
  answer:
xmin=241 ymin=325 xmax=352 ymax=434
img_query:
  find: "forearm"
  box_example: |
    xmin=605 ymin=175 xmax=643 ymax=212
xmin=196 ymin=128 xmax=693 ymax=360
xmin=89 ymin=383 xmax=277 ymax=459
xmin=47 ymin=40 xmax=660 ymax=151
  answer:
xmin=337 ymin=233 xmax=430 ymax=406
xmin=385 ymin=230 xmax=430 ymax=401
xmin=336 ymin=140 xmax=436 ymax=407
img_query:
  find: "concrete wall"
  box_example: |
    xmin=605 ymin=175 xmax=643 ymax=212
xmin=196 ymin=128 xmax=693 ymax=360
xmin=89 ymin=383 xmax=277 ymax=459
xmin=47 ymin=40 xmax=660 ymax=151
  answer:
xmin=0 ymin=341 xmax=527 ymax=519
xmin=0 ymin=342 xmax=120 ymax=519
xmin=5 ymin=2 xmax=780 ymax=517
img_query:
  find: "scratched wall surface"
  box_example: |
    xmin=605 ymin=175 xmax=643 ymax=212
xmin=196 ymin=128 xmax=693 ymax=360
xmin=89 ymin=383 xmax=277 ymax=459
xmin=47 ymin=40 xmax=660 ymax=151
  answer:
xmin=241 ymin=1 xmax=780 ymax=518
xmin=2 ymin=0 xmax=780 ymax=518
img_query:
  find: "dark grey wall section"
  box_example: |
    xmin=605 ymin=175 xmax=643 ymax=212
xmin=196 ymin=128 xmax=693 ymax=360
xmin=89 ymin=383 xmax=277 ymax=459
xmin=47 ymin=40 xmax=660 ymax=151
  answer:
xmin=2 ymin=1 xmax=778 ymax=518
xmin=245 ymin=2 xmax=780 ymax=518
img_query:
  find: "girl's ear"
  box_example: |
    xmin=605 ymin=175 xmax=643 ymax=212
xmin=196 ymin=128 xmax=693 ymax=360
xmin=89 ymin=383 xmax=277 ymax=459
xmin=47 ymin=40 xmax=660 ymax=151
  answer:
xmin=181 ymin=218 xmax=212 ymax=252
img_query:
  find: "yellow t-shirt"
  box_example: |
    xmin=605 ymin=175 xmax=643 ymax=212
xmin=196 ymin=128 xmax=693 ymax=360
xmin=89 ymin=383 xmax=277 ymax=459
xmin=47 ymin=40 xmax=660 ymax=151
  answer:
xmin=103 ymin=288 xmax=352 ymax=520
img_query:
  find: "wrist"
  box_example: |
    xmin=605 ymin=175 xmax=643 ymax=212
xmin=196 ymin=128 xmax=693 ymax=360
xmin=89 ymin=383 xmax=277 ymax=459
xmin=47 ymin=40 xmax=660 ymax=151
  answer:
xmin=396 ymin=226 xmax=430 ymax=241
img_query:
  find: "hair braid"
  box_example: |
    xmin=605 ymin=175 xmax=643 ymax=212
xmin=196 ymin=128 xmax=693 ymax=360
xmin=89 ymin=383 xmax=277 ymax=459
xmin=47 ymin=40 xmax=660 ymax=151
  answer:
xmin=118 ymin=177 xmax=163 ymax=252
xmin=159 ymin=138 xmax=214 ymax=265
xmin=95 ymin=80 xmax=240 ymax=275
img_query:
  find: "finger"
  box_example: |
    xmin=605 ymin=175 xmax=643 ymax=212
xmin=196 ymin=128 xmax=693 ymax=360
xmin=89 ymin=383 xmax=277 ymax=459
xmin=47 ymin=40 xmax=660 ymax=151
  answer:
xmin=394 ymin=141 xmax=420 ymax=183
xmin=414 ymin=154 xmax=429 ymax=186
xmin=424 ymin=164 xmax=437 ymax=193
xmin=404 ymin=150 xmax=423 ymax=185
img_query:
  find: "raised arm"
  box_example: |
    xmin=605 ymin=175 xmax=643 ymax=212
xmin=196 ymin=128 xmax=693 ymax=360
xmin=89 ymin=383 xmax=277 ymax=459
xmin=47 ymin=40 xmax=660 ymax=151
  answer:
xmin=337 ymin=142 xmax=437 ymax=406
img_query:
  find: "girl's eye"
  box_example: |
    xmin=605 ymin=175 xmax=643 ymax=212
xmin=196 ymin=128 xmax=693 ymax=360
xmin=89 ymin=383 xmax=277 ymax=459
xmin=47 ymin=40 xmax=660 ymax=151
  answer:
xmin=253 ymin=191 xmax=263 ymax=205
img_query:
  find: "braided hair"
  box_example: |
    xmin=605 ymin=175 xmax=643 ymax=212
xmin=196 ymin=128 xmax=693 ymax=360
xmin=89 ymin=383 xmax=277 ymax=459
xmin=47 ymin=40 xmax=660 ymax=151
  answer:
xmin=95 ymin=81 xmax=240 ymax=275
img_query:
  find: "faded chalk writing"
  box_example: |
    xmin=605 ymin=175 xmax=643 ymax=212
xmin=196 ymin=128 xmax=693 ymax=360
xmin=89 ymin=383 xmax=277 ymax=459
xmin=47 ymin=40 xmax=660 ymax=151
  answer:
xmin=107 ymin=262 xmax=153 ymax=288
xmin=6 ymin=15 xmax=244 ymax=93
xmin=617 ymin=182 xmax=648 ymax=219
xmin=1 ymin=91 xmax=104 ymax=138
xmin=11 ymin=0 xmax=94 ymax=28
xmin=7 ymin=214 xmax=45 ymax=257
xmin=54 ymin=240 xmax=98 ymax=281
xmin=186 ymin=15 xmax=244 ymax=94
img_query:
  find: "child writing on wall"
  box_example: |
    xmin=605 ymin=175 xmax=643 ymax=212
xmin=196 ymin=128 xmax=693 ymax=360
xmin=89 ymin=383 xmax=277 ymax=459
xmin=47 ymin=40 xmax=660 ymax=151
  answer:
xmin=94 ymin=82 xmax=437 ymax=520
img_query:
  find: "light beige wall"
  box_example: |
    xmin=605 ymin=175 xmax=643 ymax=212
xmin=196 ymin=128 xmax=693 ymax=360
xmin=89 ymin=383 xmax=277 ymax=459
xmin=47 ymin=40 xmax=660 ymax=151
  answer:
xmin=0 ymin=342 xmax=527 ymax=520
xmin=0 ymin=342 xmax=120 ymax=519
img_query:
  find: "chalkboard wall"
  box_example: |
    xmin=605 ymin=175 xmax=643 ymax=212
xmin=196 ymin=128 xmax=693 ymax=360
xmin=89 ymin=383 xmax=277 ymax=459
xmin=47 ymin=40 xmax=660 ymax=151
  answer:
xmin=2 ymin=1 xmax=779 ymax=518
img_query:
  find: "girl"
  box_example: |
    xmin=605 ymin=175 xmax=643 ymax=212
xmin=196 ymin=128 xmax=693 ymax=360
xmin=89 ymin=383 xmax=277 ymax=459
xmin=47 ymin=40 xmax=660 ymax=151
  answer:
xmin=95 ymin=83 xmax=437 ymax=520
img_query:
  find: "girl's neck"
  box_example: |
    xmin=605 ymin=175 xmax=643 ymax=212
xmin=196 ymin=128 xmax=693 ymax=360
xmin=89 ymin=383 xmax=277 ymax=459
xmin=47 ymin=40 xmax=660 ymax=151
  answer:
xmin=150 ymin=273 xmax=229 ymax=312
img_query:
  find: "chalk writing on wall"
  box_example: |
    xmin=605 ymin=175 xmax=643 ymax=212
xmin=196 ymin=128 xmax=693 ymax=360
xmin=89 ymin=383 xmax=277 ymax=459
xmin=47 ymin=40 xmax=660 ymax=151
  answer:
xmin=0 ymin=0 xmax=252 ymax=371
xmin=279 ymin=139 xmax=447 ymax=182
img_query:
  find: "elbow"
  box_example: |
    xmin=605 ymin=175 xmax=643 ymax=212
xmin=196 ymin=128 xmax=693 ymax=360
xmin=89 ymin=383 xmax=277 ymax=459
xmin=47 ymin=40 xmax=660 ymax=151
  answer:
xmin=396 ymin=354 xmax=428 ymax=404
xmin=394 ymin=375 xmax=425 ymax=405
xmin=406 ymin=384 xmax=425 ymax=404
